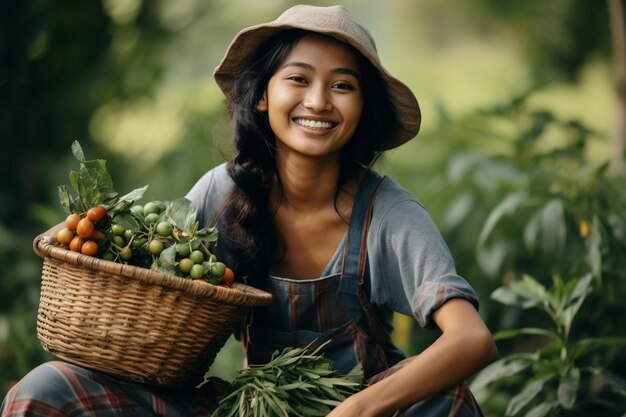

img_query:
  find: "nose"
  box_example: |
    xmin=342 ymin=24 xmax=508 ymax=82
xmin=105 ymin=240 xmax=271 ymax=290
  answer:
xmin=303 ymin=84 xmax=332 ymax=112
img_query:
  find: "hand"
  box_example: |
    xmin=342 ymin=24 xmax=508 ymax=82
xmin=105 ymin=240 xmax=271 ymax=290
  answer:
xmin=326 ymin=391 xmax=377 ymax=417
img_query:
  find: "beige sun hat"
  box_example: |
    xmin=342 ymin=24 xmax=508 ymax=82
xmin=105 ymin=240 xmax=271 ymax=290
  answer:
xmin=214 ymin=4 xmax=421 ymax=150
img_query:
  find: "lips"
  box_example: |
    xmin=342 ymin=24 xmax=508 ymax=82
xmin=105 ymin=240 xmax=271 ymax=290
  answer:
xmin=293 ymin=118 xmax=336 ymax=130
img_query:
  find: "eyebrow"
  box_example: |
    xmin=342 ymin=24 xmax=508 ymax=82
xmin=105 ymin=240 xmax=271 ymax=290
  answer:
xmin=281 ymin=61 xmax=360 ymax=79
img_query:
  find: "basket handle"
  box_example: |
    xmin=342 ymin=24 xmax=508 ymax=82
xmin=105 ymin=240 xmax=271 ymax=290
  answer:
xmin=33 ymin=222 xmax=66 ymax=259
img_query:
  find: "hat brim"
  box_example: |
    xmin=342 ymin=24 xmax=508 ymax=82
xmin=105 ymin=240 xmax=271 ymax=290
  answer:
xmin=214 ymin=23 xmax=421 ymax=150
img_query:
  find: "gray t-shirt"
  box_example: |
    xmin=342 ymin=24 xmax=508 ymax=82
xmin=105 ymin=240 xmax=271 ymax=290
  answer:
xmin=186 ymin=163 xmax=479 ymax=330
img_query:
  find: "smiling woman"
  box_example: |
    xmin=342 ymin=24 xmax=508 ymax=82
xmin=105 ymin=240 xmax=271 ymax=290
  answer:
xmin=1 ymin=5 xmax=497 ymax=417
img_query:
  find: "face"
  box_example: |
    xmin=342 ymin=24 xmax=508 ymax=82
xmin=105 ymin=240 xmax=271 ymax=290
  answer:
xmin=257 ymin=34 xmax=364 ymax=160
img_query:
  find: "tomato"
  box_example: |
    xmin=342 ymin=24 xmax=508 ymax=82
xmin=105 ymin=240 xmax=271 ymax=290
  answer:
xmin=190 ymin=250 xmax=205 ymax=264
xmin=221 ymin=267 xmax=235 ymax=285
xmin=148 ymin=239 xmax=164 ymax=255
xmin=178 ymin=258 xmax=194 ymax=274
xmin=81 ymin=240 xmax=99 ymax=256
xmin=56 ymin=228 xmax=75 ymax=245
xmin=65 ymin=213 xmax=81 ymax=231
xmin=190 ymin=264 xmax=205 ymax=279
xmin=91 ymin=229 xmax=106 ymax=242
xmin=69 ymin=236 xmax=84 ymax=252
xmin=156 ymin=221 xmax=173 ymax=237
xmin=76 ymin=218 xmax=95 ymax=239
xmin=86 ymin=206 xmax=106 ymax=222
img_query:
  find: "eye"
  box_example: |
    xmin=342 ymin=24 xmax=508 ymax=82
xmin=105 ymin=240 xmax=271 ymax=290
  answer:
xmin=332 ymin=81 xmax=356 ymax=91
xmin=287 ymin=75 xmax=308 ymax=84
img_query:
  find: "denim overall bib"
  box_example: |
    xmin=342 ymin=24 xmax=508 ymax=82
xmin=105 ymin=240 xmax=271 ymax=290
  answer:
xmin=243 ymin=170 xmax=406 ymax=378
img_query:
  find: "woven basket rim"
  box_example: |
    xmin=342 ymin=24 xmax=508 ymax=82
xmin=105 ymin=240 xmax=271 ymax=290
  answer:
xmin=34 ymin=223 xmax=272 ymax=307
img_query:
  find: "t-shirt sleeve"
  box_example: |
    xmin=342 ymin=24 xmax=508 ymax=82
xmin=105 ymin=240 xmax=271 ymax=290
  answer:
xmin=184 ymin=163 xmax=232 ymax=228
xmin=370 ymin=197 xmax=480 ymax=330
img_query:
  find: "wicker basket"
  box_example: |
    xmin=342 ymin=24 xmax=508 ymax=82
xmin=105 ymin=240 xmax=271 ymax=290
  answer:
xmin=33 ymin=224 xmax=272 ymax=388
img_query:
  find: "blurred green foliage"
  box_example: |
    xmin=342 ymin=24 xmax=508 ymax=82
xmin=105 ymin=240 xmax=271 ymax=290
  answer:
xmin=1 ymin=1 xmax=623 ymax=415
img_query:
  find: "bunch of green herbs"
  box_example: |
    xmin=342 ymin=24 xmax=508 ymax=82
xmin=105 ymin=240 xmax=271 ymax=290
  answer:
xmin=210 ymin=343 xmax=364 ymax=417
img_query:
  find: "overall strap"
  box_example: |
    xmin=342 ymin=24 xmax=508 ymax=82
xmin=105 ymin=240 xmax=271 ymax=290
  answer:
xmin=340 ymin=170 xmax=384 ymax=296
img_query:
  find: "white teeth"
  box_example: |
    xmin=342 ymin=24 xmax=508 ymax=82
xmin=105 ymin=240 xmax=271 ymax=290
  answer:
xmin=294 ymin=119 xmax=334 ymax=129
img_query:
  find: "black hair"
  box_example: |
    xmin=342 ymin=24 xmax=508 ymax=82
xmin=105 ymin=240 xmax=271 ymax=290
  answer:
xmin=221 ymin=29 xmax=398 ymax=286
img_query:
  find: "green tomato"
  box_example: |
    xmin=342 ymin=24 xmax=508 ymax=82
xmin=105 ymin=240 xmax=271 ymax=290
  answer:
xmin=131 ymin=237 xmax=147 ymax=250
xmin=210 ymin=262 xmax=226 ymax=278
xmin=113 ymin=236 xmax=125 ymax=248
xmin=190 ymin=264 xmax=205 ymax=279
xmin=178 ymin=258 xmax=194 ymax=274
xmin=101 ymin=251 xmax=116 ymax=262
xmin=111 ymin=224 xmax=125 ymax=236
xmin=119 ymin=246 xmax=133 ymax=261
xmin=156 ymin=221 xmax=173 ymax=237
xmin=130 ymin=205 xmax=144 ymax=218
xmin=190 ymin=250 xmax=205 ymax=264
xmin=177 ymin=243 xmax=191 ymax=257
xmin=148 ymin=239 xmax=164 ymax=255
xmin=143 ymin=202 xmax=161 ymax=216
xmin=123 ymin=229 xmax=134 ymax=242
xmin=145 ymin=212 xmax=159 ymax=225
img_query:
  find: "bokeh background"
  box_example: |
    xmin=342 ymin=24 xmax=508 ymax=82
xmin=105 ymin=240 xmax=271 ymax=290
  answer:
xmin=2 ymin=1 xmax=626 ymax=416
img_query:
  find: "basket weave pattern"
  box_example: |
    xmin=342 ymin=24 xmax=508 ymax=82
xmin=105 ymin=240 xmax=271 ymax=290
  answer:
xmin=34 ymin=226 xmax=272 ymax=388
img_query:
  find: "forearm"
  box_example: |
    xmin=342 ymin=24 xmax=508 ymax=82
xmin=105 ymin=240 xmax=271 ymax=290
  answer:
xmin=361 ymin=326 xmax=496 ymax=416
xmin=327 ymin=299 xmax=498 ymax=417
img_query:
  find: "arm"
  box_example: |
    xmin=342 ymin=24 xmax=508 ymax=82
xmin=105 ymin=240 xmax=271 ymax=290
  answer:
xmin=327 ymin=298 xmax=498 ymax=417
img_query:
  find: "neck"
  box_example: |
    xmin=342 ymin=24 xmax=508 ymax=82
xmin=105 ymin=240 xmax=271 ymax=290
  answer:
xmin=273 ymin=152 xmax=342 ymax=212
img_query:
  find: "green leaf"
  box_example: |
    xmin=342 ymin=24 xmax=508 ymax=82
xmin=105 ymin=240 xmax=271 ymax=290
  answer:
xmin=587 ymin=215 xmax=603 ymax=282
xmin=494 ymin=328 xmax=555 ymax=341
xmin=523 ymin=199 xmax=566 ymax=254
xmin=58 ymin=186 xmax=71 ymax=214
xmin=158 ymin=246 xmax=177 ymax=274
xmin=71 ymin=140 xmax=85 ymax=162
xmin=442 ymin=191 xmax=475 ymax=230
xmin=167 ymin=198 xmax=198 ymax=233
xmin=491 ymin=275 xmax=547 ymax=309
xmin=561 ymin=274 xmax=593 ymax=337
xmin=570 ymin=337 xmax=626 ymax=362
xmin=112 ymin=213 xmax=141 ymax=231
xmin=524 ymin=401 xmax=559 ymax=417
xmin=470 ymin=354 xmax=535 ymax=391
xmin=557 ymin=367 xmax=580 ymax=409
xmin=506 ymin=376 xmax=553 ymax=416
xmin=111 ymin=185 xmax=149 ymax=212
xmin=492 ymin=287 xmax=540 ymax=309
xmin=478 ymin=191 xmax=530 ymax=248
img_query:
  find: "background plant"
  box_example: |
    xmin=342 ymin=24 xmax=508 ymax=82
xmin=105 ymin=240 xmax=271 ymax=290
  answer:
xmin=470 ymin=273 xmax=626 ymax=416
xmin=410 ymin=93 xmax=626 ymax=416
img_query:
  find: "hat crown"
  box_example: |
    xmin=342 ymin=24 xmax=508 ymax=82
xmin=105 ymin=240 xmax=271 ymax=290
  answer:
xmin=274 ymin=5 xmax=379 ymax=63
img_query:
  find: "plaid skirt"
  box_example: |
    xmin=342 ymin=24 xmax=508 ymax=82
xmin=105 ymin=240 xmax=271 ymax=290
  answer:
xmin=1 ymin=358 xmax=482 ymax=417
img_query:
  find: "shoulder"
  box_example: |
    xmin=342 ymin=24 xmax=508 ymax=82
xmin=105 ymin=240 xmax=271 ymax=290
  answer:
xmin=371 ymin=175 xmax=432 ymax=231
xmin=185 ymin=163 xmax=233 ymax=226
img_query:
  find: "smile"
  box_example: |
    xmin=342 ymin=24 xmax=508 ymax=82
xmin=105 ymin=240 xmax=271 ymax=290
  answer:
xmin=293 ymin=118 xmax=336 ymax=130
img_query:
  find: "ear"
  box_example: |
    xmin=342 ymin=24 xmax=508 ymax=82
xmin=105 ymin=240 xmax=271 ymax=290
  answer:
xmin=257 ymin=92 xmax=268 ymax=111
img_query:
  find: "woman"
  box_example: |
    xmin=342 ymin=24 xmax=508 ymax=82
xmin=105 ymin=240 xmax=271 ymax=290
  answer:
xmin=2 ymin=5 xmax=497 ymax=417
